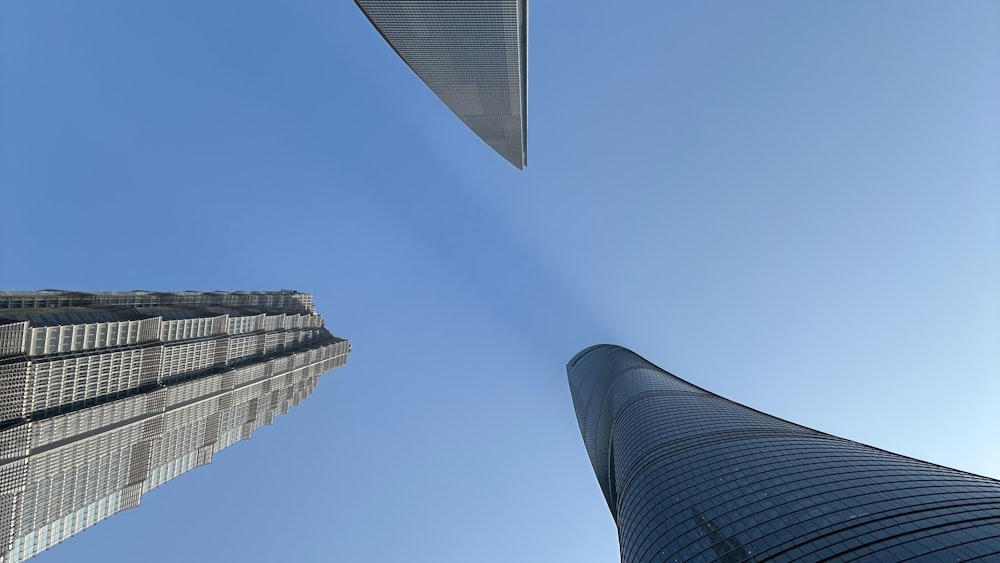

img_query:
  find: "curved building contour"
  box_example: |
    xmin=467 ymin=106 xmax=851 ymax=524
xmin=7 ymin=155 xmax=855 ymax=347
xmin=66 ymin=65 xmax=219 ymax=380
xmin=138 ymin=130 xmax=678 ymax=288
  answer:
xmin=0 ymin=290 xmax=350 ymax=562
xmin=567 ymin=344 xmax=1000 ymax=562
xmin=356 ymin=0 xmax=528 ymax=169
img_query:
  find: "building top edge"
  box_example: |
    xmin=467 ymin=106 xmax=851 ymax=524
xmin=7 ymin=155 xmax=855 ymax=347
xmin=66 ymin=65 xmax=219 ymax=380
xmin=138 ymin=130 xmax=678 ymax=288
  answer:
xmin=566 ymin=343 xmax=628 ymax=370
xmin=0 ymin=290 xmax=317 ymax=315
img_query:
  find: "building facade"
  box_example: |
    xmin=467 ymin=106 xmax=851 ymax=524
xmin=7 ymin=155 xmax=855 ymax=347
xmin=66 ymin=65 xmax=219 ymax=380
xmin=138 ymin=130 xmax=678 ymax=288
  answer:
xmin=0 ymin=290 xmax=350 ymax=562
xmin=568 ymin=344 xmax=1000 ymax=562
xmin=356 ymin=0 xmax=528 ymax=169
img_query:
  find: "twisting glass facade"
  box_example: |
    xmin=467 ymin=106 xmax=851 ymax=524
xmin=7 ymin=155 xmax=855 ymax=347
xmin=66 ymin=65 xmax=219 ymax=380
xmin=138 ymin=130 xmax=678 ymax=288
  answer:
xmin=567 ymin=344 xmax=1000 ymax=562
xmin=356 ymin=0 xmax=528 ymax=169
xmin=0 ymin=290 xmax=350 ymax=563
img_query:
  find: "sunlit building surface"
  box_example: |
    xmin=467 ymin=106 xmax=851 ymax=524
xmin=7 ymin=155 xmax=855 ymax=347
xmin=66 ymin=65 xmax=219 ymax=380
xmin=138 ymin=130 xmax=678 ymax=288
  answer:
xmin=0 ymin=290 xmax=349 ymax=562
xmin=356 ymin=0 xmax=528 ymax=169
xmin=568 ymin=344 xmax=1000 ymax=562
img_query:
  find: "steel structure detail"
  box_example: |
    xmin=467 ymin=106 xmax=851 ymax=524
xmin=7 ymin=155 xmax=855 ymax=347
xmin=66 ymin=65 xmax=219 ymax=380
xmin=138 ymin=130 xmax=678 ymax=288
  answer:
xmin=0 ymin=290 xmax=350 ymax=562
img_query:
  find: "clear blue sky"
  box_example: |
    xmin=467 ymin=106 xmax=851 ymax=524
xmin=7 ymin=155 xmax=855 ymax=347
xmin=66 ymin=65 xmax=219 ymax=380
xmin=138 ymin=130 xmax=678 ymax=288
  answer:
xmin=1 ymin=1 xmax=998 ymax=561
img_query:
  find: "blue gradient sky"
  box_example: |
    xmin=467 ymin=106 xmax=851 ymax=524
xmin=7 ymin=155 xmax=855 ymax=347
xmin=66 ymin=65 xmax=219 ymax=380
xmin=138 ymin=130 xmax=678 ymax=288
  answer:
xmin=1 ymin=1 xmax=998 ymax=562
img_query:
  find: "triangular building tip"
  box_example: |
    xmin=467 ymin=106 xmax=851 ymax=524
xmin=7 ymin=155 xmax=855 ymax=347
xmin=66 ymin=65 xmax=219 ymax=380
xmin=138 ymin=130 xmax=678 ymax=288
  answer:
xmin=356 ymin=0 xmax=527 ymax=169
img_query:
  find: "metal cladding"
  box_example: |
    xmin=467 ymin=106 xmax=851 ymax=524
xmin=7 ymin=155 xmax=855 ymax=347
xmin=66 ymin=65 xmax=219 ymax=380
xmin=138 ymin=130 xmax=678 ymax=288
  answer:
xmin=356 ymin=0 xmax=528 ymax=169
xmin=0 ymin=290 xmax=350 ymax=563
xmin=567 ymin=344 xmax=1000 ymax=562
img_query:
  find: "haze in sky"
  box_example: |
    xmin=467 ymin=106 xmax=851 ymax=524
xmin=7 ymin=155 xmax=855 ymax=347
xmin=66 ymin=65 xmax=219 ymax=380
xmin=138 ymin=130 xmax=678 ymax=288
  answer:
xmin=1 ymin=1 xmax=998 ymax=562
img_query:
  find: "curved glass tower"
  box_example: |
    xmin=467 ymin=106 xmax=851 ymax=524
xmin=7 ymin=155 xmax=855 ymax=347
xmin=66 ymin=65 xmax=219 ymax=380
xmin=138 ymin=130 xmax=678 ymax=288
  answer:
xmin=568 ymin=344 xmax=1000 ymax=562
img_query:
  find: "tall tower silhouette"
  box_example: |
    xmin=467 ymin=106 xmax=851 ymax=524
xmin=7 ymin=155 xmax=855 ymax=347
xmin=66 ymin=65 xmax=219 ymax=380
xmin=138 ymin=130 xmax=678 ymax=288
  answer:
xmin=0 ymin=290 xmax=349 ymax=562
xmin=568 ymin=344 xmax=1000 ymax=562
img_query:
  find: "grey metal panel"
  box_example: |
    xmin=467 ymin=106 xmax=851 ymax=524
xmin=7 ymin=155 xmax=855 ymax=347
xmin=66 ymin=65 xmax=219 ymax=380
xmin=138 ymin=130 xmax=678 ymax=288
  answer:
xmin=357 ymin=0 xmax=527 ymax=169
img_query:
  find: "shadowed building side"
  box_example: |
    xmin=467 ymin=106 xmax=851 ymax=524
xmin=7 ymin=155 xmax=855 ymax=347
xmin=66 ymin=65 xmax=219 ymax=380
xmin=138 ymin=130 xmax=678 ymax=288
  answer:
xmin=356 ymin=0 xmax=527 ymax=169
xmin=567 ymin=344 xmax=1000 ymax=562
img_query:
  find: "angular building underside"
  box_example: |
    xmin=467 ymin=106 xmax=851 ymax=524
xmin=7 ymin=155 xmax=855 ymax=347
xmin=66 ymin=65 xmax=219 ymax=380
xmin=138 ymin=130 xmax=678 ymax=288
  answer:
xmin=568 ymin=344 xmax=1000 ymax=562
xmin=0 ymin=290 xmax=349 ymax=562
xmin=356 ymin=0 xmax=527 ymax=169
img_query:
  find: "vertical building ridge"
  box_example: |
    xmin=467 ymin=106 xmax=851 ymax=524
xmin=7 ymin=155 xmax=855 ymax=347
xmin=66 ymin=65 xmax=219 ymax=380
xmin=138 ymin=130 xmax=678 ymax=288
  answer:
xmin=0 ymin=290 xmax=349 ymax=562
xmin=567 ymin=344 xmax=1000 ymax=562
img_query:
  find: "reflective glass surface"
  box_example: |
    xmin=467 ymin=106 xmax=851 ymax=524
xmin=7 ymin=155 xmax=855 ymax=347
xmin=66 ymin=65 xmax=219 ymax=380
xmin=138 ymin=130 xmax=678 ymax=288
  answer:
xmin=567 ymin=345 xmax=1000 ymax=562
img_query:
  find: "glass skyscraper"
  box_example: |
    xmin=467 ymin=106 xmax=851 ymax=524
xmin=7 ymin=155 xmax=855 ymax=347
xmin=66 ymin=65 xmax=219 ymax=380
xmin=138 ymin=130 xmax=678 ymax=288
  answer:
xmin=0 ymin=290 xmax=349 ymax=562
xmin=356 ymin=0 xmax=528 ymax=169
xmin=568 ymin=344 xmax=1000 ymax=562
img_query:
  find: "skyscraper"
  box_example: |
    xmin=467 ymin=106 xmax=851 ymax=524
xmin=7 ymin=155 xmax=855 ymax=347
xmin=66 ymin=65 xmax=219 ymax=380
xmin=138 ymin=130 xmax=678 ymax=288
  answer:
xmin=356 ymin=0 xmax=528 ymax=169
xmin=0 ymin=290 xmax=350 ymax=563
xmin=568 ymin=344 xmax=1000 ymax=562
